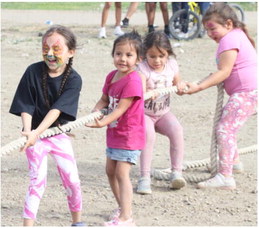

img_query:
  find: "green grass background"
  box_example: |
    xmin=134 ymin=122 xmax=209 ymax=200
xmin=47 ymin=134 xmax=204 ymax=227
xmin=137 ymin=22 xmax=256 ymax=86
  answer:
xmin=1 ymin=2 xmax=257 ymax=11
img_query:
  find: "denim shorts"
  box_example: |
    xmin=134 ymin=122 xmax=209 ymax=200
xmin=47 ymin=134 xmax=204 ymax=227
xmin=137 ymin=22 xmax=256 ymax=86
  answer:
xmin=106 ymin=147 xmax=141 ymax=165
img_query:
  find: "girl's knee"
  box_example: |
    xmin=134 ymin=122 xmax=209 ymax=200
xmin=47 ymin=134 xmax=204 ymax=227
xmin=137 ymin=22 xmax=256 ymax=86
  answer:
xmin=116 ymin=171 xmax=130 ymax=184
xmin=216 ymin=124 xmax=235 ymax=144
xmin=216 ymin=122 xmax=234 ymax=136
xmin=169 ymin=122 xmax=183 ymax=136
xmin=106 ymin=166 xmax=115 ymax=178
xmin=28 ymin=180 xmax=46 ymax=199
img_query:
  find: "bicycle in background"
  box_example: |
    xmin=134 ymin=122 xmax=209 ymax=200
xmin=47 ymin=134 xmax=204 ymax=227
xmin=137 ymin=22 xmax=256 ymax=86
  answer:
xmin=230 ymin=3 xmax=245 ymax=22
xmin=169 ymin=2 xmax=245 ymax=41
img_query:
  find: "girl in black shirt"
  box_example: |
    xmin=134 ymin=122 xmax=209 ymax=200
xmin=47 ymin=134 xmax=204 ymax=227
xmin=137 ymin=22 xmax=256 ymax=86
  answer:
xmin=10 ymin=25 xmax=85 ymax=226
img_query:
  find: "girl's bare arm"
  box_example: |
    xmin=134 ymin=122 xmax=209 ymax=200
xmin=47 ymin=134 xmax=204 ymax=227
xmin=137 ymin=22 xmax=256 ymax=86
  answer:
xmin=21 ymin=109 xmax=61 ymax=151
xmin=87 ymin=97 xmax=134 ymax=128
xmin=184 ymin=49 xmax=238 ymax=94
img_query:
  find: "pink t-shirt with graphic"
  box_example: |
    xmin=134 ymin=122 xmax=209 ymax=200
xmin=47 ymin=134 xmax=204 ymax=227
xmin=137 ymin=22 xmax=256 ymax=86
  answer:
xmin=217 ymin=29 xmax=257 ymax=95
xmin=102 ymin=70 xmax=146 ymax=150
xmin=137 ymin=58 xmax=179 ymax=117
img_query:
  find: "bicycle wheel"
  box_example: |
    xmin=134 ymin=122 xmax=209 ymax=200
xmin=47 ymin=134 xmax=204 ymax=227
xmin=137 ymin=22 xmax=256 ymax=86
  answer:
xmin=169 ymin=9 xmax=202 ymax=41
xmin=229 ymin=3 xmax=245 ymax=22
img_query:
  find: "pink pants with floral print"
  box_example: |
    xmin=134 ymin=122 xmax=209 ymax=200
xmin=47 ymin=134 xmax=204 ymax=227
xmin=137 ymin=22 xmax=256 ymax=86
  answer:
xmin=216 ymin=90 xmax=257 ymax=176
xmin=23 ymin=133 xmax=82 ymax=219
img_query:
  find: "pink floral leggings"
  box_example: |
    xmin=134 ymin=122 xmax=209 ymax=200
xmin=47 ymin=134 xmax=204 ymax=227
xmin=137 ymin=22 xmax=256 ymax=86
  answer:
xmin=23 ymin=133 xmax=82 ymax=219
xmin=216 ymin=90 xmax=257 ymax=176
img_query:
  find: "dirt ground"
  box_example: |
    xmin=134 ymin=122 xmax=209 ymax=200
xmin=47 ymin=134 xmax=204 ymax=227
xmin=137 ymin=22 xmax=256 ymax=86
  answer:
xmin=1 ymin=8 xmax=257 ymax=227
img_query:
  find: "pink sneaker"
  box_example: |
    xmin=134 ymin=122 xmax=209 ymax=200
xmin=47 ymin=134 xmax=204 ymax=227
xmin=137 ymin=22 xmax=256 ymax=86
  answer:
xmin=104 ymin=217 xmax=136 ymax=226
xmin=109 ymin=208 xmax=121 ymax=220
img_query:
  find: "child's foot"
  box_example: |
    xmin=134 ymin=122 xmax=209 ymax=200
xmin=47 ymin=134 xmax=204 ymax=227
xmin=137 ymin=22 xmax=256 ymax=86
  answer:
xmin=136 ymin=177 xmax=152 ymax=194
xmin=114 ymin=26 xmax=124 ymax=36
xmin=71 ymin=222 xmax=86 ymax=226
xmin=98 ymin=27 xmax=106 ymax=39
xmin=197 ymin=173 xmax=236 ymax=190
xmin=104 ymin=217 xmax=136 ymax=226
xmin=170 ymin=170 xmax=186 ymax=189
xmin=109 ymin=208 xmax=121 ymax=220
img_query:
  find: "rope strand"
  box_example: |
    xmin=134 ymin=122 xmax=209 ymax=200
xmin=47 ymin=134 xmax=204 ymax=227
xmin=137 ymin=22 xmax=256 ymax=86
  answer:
xmin=1 ymin=85 xmax=257 ymax=183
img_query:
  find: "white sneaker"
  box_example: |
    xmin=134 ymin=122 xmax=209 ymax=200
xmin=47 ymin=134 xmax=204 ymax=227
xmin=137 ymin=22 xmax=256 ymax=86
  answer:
xmin=170 ymin=170 xmax=186 ymax=189
xmin=136 ymin=177 xmax=152 ymax=194
xmin=98 ymin=27 xmax=107 ymax=38
xmin=197 ymin=173 xmax=236 ymax=190
xmin=114 ymin=26 xmax=124 ymax=36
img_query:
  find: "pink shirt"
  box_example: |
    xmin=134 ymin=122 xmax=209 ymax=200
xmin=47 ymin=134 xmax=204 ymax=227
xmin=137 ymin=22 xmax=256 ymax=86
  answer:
xmin=217 ymin=29 xmax=257 ymax=95
xmin=102 ymin=70 xmax=146 ymax=150
xmin=137 ymin=58 xmax=179 ymax=117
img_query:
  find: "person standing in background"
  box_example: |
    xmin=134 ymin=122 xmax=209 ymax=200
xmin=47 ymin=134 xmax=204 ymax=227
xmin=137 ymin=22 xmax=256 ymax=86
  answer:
xmin=145 ymin=2 xmax=170 ymax=37
xmin=98 ymin=2 xmax=124 ymax=38
xmin=121 ymin=2 xmax=139 ymax=28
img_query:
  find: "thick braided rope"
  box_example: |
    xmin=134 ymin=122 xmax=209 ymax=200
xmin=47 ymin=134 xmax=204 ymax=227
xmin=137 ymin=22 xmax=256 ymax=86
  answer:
xmin=1 ymin=86 xmax=178 ymax=156
xmin=151 ymin=168 xmax=211 ymax=183
xmin=151 ymin=144 xmax=257 ymax=183
xmin=152 ymin=83 xmax=257 ymax=182
xmin=1 ymin=110 xmax=105 ymax=156
xmin=1 ymin=84 xmax=257 ymax=181
xmin=209 ymin=83 xmax=224 ymax=176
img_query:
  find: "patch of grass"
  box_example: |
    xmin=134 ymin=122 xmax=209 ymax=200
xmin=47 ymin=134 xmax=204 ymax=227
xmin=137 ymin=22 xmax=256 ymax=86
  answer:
xmin=233 ymin=2 xmax=257 ymax=11
xmin=1 ymin=2 xmax=256 ymax=11
xmin=1 ymin=2 xmax=147 ymax=11
xmin=1 ymin=2 xmax=104 ymax=10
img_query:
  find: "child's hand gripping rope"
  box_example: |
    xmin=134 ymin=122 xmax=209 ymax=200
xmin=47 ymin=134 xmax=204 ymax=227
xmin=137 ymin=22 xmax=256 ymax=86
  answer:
xmin=176 ymin=80 xmax=190 ymax=95
xmin=20 ymin=130 xmax=39 ymax=152
xmin=178 ymin=78 xmax=209 ymax=95
xmin=85 ymin=108 xmax=107 ymax=128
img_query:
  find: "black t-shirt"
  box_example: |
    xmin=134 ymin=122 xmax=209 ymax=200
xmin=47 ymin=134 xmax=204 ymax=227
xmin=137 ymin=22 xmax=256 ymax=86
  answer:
xmin=9 ymin=61 xmax=82 ymax=130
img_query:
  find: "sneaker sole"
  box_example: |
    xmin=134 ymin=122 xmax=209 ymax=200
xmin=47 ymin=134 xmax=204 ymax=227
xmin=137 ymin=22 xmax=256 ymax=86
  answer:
xmin=197 ymin=184 xmax=236 ymax=190
xmin=104 ymin=220 xmax=136 ymax=226
xmin=171 ymin=179 xmax=186 ymax=189
xmin=136 ymin=189 xmax=152 ymax=195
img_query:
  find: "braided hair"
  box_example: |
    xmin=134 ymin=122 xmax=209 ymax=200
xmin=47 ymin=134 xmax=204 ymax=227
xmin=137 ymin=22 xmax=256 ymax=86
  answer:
xmin=202 ymin=3 xmax=255 ymax=48
xmin=41 ymin=25 xmax=77 ymax=109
